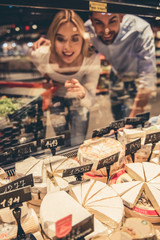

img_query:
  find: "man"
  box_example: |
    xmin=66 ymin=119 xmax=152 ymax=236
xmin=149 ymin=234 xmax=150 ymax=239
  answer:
xmin=33 ymin=12 xmax=157 ymax=120
xmin=85 ymin=13 xmax=157 ymax=119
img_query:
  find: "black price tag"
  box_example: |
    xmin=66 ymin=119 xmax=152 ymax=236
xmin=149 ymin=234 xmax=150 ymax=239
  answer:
xmin=125 ymin=138 xmax=141 ymax=156
xmin=0 ymin=174 xmax=34 ymax=194
xmin=41 ymin=135 xmax=65 ymax=150
xmin=0 ymin=186 xmax=31 ymax=209
xmin=145 ymin=131 xmax=160 ymax=145
xmin=53 ymin=215 xmax=94 ymax=240
xmin=62 ymin=164 xmax=93 ymax=178
xmin=97 ymin=152 xmax=120 ymax=170
xmin=125 ymin=117 xmax=142 ymax=126
xmin=110 ymin=119 xmax=125 ymax=130
xmin=12 ymin=142 xmax=37 ymax=158
xmin=136 ymin=112 xmax=150 ymax=122
xmin=92 ymin=126 xmax=110 ymax=138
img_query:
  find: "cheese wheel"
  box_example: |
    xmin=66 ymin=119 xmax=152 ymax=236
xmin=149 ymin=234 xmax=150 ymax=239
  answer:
xmin=78 ymin=137 xmax=125 ymax=176
xmin=69 ymin=180 xmax=124 ymax=228
xmin=110 ymin=162 xmax=160 ymax=222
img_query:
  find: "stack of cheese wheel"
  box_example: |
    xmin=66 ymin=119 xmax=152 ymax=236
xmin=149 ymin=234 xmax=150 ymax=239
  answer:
xmin=110 ymin=162 xmax=160 ymax=223
xmin=77 ymin=137 xmax=125 ymax=181
xmin=69 ymin=179 xmax=124 ymax=229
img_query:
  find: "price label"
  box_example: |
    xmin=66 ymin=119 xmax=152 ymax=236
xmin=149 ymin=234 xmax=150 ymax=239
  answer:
xmin=136 ymin=112 xmax=150 ymax=122
xmin=92 ymin=126 xmax=110 ymax=138
xmin=0 ymin=174 xmax=34 ymax=194
xmin=41 ymin=135 xmax=65 ymax=149
xmin=145 ymin=131 xmax=160 ymax=144
xmin=125 ymin=117 xmax=142 ymax=126
xmin=97 ymin=152 xmax=120 ymax=170
xmin=110 ymin=119 xmax=125 ymax=130
xmin=12 ymin=142 xmax=37 ymax=158
xmin=53 ymin=215 xmax=94 ymax=240
xmin=0 ymin=186 xmax=31 ymax=209
xmin=55 ymin=214 xmax=72 ymax=238
xmin=125 ymin=138 xmax=141 ymax=156
xmin=62 ymin=164 xmax=93 ymax=178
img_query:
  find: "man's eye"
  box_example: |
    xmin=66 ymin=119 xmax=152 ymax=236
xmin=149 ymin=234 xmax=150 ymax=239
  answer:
xmin=109 ymin=20 xmax=117 ymax=25
xmin=94 ymin=21 xmax=102 ymax=25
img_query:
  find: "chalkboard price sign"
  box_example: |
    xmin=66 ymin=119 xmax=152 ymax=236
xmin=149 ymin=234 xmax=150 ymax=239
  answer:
xmin=12 ymin=142 xmax=37 ymax=158
xmin=0 ymin=174 xmax=34 ymax=194
xmin=92 ymin=126 xmax=110 ymax=138
xmin=62 ymin=164 xmax=93 ymax=178
xmin=125 ymin=138 xmax=141 ymax=156
xmin=41 ymin=135 xmax=65 ymax=150
xmin=110 ymin=119 xmax=125 ymax=130
xmin=136 ymin=112 xmax=150 ymax=122
xmin=97 ymin=152 xmax=120 ymax=170
xmin=125 ymin=117 xmax=142 ymax=126
xmin=145 ymin=131 xmax=160 ymax=145
xmin=0 ymin=186 xmax=31 ymax=209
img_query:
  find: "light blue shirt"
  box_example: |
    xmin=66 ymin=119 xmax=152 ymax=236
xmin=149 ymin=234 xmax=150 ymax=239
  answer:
xmin=85 ymin=14 xmax=157 ymax=92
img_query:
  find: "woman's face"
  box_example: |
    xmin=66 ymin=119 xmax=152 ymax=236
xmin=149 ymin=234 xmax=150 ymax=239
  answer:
xmin=55 ymin=22 xmax=83 ymax=66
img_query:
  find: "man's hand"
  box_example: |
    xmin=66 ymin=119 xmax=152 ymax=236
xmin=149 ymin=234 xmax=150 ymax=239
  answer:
xmin=129 ymin=87 xmax=151 ymax=117
xmin=32 ymin=37 xmax=51 ymax=50
xmin=64 ymin=79 xmax=86 ymax=99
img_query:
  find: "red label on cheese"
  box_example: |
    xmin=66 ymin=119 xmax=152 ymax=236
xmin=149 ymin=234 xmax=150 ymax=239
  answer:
xmin=110 ymin=169 xmax=126 ymax=184
xmin=55 ymin=214 xmax=72 ymax=238
xmin=133 ymin=206 xmax=159 ymax=216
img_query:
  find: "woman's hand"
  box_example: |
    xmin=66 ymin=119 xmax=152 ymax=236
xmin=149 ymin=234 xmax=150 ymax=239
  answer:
xmin=64 ymin=79 xmax=86 ymax=99
xmin=32 ymin=37 xmax=51 ymax=50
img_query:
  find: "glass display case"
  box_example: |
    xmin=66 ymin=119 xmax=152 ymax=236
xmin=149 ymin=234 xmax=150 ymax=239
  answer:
xmin=0 ymin=0 xmax=159 ymax=169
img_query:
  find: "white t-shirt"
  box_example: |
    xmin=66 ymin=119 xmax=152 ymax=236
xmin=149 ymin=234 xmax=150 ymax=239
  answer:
xmin=31 ymin=46 xmax=100 ymax=109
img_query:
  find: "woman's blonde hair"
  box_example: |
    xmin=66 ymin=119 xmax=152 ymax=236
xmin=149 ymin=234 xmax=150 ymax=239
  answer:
xmin=47 ymin=10 xmax=91 ymax=57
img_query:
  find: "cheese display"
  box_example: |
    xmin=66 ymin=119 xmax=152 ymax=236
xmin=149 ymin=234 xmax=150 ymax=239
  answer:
xmin=69 ymin=180 xmax=124 ymax=228
xmin=110 ymin=162 xmax=160 ymax=222
xmin=40 ymin=190 xmax=93 ymax=239
xmin=78 ymin=137 xmax=125 ymax=177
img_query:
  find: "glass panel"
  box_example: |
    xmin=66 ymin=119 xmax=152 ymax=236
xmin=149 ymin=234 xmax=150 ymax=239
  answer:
xmin=0 ymin=6 xmax=159 ymax=157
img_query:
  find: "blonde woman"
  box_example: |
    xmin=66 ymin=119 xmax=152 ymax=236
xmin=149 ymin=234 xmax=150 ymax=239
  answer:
xmin=31 ymin=10 xmax=100 ymax=146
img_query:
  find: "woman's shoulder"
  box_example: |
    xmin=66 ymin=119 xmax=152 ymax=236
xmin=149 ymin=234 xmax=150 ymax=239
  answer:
xmin=84 ymin=50 xmax=100 ymax=65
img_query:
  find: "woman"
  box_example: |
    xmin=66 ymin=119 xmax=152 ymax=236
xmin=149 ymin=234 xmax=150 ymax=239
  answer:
xmin=31 ymin=10 xmax=100 ymax=146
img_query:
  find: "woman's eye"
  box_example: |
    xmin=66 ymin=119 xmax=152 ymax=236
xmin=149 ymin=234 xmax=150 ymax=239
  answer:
xmin=56 ymin=37 xmax=65 ymax=42
xmin=72 ymin=37 xmax=79 ymax=42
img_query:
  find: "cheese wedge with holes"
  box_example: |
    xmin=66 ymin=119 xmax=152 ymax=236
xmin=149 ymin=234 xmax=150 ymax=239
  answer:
xmin=143 ymin=162 xmax=160 ymax=182
xmin=121 ymin=182 xmax=144 ymax=208
xmin=111 ymin=181 xmax=141 ymax=196
xmin=125 ymin=163 xmax=145 ymax=181
xmin=69 ymin=180 xmax=124 ymax=228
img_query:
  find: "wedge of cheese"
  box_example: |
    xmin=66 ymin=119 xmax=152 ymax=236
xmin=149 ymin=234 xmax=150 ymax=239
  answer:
xmin=121 ymin=182 xmax=144 ymax=208
xmin=78 ymin=137 xmax=125 ymax=176
xmin=111 ymin=181 xmax=141 ymax=196
xmin=145 ymin=183 xmax=160 ymax=215
xmin=40 ymin=191 xmax=92 ymax=239
xmin=123 ymin=128 xmax=144 ymax=141
xmin=143 ymin=162 xmax=160 ymax=182
xmin=125 ymin=163 xmax=145 ymax=181
xmin=44 ymin=155 xmax=79 ymax=191
xmin=69 ymin=180 xmax=124 ymax=228
xmin=15 ymin=157 xmax=44 ymax=183
xmin=0 ymin=202 xmax=28 ymax=223
xmin=0 ymin=167 xmax=7 ymax=178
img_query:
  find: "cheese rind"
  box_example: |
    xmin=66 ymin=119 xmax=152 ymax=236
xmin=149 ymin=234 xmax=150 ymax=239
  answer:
xmin=143 ymin=162 xmax=160 ymax=182
xmin=145 ymin=183 xmax=160 ymax=215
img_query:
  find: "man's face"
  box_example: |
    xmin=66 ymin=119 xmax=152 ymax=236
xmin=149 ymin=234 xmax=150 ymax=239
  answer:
xmin=91 ymin=13 xmax=123 ymax=45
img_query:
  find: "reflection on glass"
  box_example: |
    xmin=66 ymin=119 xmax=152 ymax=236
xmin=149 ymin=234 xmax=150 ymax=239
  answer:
xmin=0 ymin=6 xmax=159 ymax=153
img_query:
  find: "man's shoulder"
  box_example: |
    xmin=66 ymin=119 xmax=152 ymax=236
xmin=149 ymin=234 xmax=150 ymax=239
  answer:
xmin=122 ymin=14 xmax=150 ymax=30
